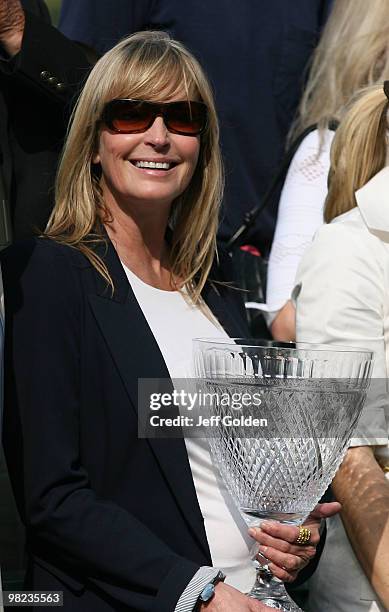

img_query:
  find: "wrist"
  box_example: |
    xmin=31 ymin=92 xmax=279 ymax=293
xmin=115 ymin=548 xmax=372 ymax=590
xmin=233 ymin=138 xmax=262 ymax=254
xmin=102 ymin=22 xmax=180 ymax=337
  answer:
xmin=199 ymin=582 xmax=225 ymax=610
xmin=195 ymin=570 xmax=225 ymax=610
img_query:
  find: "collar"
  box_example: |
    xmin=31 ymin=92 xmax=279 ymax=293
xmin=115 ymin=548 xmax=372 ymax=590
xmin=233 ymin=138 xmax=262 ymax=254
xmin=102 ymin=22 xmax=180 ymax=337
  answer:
xmin=355 ymin=167 xmax=389 ymax=238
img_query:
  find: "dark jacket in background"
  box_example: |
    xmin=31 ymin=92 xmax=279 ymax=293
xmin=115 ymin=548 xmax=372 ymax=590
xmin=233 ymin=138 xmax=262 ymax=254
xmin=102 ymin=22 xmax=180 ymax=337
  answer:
xmin=0 ymin=0 xmax=91 ymax=586
xmin=0 ymin=1 xmax=91 ymax=240
xmin=59 ymin=0 xmax=333 ymax=253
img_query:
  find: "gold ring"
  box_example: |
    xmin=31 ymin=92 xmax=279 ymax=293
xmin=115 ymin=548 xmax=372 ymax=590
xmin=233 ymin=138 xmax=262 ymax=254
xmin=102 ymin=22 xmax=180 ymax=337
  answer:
xmin=295 ymin=526 xmax=311 ymax=545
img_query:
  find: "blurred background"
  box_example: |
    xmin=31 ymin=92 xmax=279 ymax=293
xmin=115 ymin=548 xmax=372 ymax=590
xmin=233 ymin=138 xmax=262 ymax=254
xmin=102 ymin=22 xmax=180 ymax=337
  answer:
xmin=46 ymin=0 xmax=61 ymax=24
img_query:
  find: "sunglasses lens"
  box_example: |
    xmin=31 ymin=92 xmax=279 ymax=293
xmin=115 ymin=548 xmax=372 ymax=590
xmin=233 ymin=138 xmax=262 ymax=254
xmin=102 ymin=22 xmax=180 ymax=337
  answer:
xmin=108 ymin=101 xmax=152 ymax=133
xmin=167 ymin=102 xmax=207 ymax=135
xmin=104 ymin=100 xmax=207 ymax=135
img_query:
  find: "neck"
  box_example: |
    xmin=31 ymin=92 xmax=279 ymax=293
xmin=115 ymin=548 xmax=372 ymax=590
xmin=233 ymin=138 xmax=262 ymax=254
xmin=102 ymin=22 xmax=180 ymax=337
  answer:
xmin=103 ymin=193 xmax=176 ymax=290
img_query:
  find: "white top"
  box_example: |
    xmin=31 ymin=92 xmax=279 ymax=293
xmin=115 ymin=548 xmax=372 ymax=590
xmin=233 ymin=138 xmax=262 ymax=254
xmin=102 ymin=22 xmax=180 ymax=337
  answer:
xmin=293 ymin=168 xmax=389 ymax=611
xmin=293 ymin=167 xmax=389 ymax=452
xmin=123 ymin=264 xmax=256 ymax=592
xmin=266 ymin=128 xmax=334 ymax=323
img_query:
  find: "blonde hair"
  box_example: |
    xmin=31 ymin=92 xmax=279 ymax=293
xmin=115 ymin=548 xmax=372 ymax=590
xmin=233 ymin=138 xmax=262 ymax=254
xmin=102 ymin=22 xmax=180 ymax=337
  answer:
xmin=290 ymin=0 xmax=389 ymax=141
xmin=45 ymin=31 xmax=223 ymax=303
xmin=324 ymin=83 xmax=388 ymax=222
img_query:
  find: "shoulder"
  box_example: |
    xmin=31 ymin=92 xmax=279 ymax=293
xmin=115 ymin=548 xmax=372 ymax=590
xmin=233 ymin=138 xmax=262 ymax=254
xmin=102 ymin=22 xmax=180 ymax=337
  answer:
xmin=1 ymin=237 xmax=87 ymax=275
xmin=276 ymin=128 xmax=334 ymax=221
xmin=300 ymin=127 xmax=334 ymax=148
xmin=294 ymin=210 xmax=389 ymax=300
xmin=291 ymin=127 xmax=334 ymax=162
xmin=0 ymin=238 xmax=88 ymax=307
xmin=314 ymin=209 xmax=388 ymax=260
xmin=280 ymin=128 xmax=334 ymax=199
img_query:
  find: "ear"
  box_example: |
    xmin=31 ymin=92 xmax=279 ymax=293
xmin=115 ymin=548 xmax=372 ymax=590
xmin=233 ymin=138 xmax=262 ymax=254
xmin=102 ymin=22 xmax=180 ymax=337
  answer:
xmin=93 ymin=152 xmax=101 ymax=164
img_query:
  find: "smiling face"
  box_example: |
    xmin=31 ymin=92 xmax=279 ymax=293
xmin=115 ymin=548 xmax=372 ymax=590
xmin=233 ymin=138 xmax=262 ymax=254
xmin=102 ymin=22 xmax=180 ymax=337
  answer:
xmin=94 ymin=95 xmax=201 ymax=215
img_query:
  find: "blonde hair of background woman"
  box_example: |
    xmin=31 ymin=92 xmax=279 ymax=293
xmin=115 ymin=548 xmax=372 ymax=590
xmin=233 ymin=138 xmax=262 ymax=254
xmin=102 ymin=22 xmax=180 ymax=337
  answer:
xmin=45 ymin=31 xmax=224 ymax=303
xmin=325 ymin=83 xmax=388 ymax=222
xmin=289 ymin=0 xmax=389 ymax=141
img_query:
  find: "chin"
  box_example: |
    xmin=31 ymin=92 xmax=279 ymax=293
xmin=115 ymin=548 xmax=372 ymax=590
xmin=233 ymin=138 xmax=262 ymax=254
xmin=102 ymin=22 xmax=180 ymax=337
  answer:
xmin=135 ymin=188 xmax=180 ymax=204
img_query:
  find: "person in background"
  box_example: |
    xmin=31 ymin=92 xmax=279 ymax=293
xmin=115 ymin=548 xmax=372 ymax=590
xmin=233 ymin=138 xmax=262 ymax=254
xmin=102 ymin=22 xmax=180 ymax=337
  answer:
xmin=1 ymin=30 xmax=338 ymax=612
xmin=0 ymin=0 xmax=93 ymax=594
xmin=266 ymin=0 xmax=389 ymax=340
xmin=294 ymin=83 xmax=389 ymax=611
xmin=58 ymin=0 xmax=333 ymax=254
xmin=0 ymin=0 xmax=92 ymax=241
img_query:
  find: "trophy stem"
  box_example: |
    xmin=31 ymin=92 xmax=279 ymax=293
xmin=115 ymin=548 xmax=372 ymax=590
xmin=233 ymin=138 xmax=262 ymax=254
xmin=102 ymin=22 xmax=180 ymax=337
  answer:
xmin=247 ymin=524 xmax=304 ymax=612
xmin=248 ymin=564 xmax=303 ymax=611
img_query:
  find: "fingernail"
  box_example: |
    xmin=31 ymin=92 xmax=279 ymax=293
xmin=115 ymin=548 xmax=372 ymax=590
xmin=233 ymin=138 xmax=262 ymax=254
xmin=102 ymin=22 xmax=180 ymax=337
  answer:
xmin=261 ymin=521 xmax=271 ymax=529
xmin=259 ymin=545 xmax=267 ymax=554
xmin=248 ymin=528 xmax=256 ymax=537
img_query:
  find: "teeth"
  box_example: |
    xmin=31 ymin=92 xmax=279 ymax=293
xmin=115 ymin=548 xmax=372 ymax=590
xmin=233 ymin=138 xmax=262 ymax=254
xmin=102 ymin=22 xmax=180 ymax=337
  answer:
xmin=134 ymin=161 xmax=172 ymax=169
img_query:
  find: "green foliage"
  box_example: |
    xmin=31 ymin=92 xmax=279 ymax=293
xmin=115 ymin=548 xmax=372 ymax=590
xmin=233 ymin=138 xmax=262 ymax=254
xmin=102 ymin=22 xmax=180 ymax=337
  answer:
xmin=45 ymin=0 xmax=62 ymax=26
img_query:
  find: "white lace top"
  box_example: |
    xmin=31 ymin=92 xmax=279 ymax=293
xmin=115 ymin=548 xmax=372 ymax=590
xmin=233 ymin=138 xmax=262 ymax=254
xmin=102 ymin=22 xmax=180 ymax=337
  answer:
xmin=265 ymin=128 xmax=335 ymax=323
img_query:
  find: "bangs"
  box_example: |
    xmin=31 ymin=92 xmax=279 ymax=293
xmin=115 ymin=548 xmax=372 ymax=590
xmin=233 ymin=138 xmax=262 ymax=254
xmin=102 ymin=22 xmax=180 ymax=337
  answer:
xmin=103 ymin=41 xmax=200 ymax=105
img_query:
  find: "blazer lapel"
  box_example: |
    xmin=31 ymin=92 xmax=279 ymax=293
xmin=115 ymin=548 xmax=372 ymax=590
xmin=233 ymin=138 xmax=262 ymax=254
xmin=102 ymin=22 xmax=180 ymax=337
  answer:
xmin=87 ymin=239 xmax=210 ymax=558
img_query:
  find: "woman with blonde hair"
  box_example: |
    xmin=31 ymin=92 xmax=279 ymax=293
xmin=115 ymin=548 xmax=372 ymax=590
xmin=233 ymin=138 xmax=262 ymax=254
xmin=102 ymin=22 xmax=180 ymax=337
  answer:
xmin=294 ymin=83 xmax=389 ymax=611
xmin=0 ymin=31 xmax=332 ymax=612
xmin=267 ymin=0 xmax=389 ymax=341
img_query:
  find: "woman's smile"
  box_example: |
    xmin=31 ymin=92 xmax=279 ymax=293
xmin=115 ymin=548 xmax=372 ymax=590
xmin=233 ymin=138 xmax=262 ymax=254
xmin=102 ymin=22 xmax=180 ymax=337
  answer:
xmin=128 ymin=157 xmax=180 ymax=176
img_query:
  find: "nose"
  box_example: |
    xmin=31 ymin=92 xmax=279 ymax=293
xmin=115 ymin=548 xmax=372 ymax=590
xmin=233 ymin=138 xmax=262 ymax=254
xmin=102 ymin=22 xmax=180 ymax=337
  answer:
xmin=144 ymin=116 xmax=169 ymax=148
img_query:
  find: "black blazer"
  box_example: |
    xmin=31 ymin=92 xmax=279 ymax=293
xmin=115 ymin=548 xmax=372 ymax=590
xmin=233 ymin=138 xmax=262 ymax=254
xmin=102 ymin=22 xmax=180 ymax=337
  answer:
xmin=0 ymin=5 xmax=91 ymax=240
xmin=1 ymin=237 xmax=249 ymax=611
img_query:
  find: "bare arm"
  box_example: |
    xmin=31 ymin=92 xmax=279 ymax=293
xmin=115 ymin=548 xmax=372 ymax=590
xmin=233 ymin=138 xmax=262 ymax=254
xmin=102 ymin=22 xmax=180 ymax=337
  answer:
xmin=270 ymin=300 xmax=295 ymax=341
xmin=0 ymin=0 xmax=24 ymax=57
xmin=332 ymin=446 xmax=389 ymax=609
xmin=266 ymin=129 xmax=333 ymax=328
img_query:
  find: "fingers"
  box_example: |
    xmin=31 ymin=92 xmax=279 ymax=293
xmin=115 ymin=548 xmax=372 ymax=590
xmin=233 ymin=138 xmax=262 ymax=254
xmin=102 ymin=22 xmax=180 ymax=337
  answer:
xmin=263 ymin=546 xmax=302 ymax=571
xmin=252 ymin=528 xmax=318 ymax=557
xmin=0 ymin=0 xmax=24 ymax=29
xmin=249 ymin=521 xmax=320 ymax=582
xmin=255 ymin=548 xmax=300 ymax=582
xmin=250 ymin=520 xmax=320 ymax=547
xmin=307 ymin=501 xmax=341 ymax=521
xmin=0 ymin=0 xmax=24 ymax=56
xmin=267 ymin=562 xmax=299 ymax=583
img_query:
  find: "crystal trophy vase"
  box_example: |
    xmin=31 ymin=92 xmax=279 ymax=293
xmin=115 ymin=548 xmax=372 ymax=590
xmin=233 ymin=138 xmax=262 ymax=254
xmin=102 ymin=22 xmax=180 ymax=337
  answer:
xmin=193 ymin=339 xmax=373 ymax=611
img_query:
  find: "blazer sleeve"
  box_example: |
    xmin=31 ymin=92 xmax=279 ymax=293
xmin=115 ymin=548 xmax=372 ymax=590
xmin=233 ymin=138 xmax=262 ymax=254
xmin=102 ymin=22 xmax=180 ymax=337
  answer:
xmin=294 ymin=222 xmax=389 ymax=447
xmin=1 ymin=241 xmax=200 ymax=612
xmin=0 ymin=10 xmax=92 ymax=107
